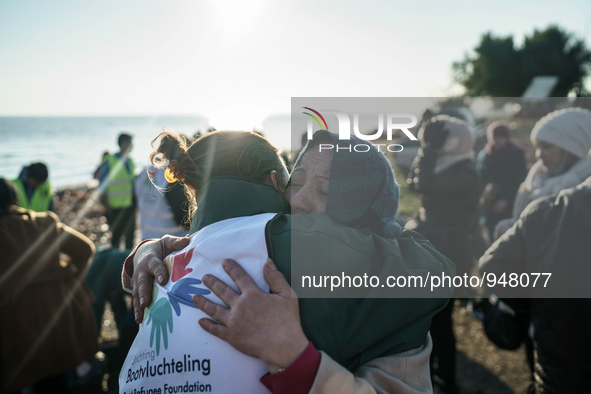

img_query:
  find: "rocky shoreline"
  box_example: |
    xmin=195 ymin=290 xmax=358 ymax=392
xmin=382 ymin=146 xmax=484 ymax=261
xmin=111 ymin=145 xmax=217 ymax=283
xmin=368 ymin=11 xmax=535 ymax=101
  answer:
xmin=54 ymin=181 xmax=140 ymax=249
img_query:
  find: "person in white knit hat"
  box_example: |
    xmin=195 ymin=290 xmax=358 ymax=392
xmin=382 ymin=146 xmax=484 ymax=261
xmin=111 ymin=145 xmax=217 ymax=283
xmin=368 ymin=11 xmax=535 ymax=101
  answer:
xmin=510 ymin=107 xmax=591 ymax=220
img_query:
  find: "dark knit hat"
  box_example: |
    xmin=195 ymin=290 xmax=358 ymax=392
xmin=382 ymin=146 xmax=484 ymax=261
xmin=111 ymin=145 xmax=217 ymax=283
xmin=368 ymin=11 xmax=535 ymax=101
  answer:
xmin=293 ymin=130 xmax=402 ymax=238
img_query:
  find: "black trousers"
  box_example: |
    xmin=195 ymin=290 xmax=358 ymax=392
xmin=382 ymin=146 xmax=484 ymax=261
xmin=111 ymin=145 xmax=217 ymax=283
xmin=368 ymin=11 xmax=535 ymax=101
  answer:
xmin=108 ymin=206 xmax=136 ymax=249
xmin=430 ymin=298 xmax=457 ymax=389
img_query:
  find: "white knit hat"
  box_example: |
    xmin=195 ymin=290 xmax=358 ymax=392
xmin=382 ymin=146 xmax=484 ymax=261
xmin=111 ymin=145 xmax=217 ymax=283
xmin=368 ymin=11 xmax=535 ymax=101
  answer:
xmin=531 ymin=107 xmax=591 ymax=158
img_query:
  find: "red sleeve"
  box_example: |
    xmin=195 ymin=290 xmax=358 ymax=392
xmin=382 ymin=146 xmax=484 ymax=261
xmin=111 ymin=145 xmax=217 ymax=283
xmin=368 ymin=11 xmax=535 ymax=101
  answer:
xmin=123 ymin=239 xmax=154 ymax=279
xmin=260 ymin=342 xmax=321 ymax=394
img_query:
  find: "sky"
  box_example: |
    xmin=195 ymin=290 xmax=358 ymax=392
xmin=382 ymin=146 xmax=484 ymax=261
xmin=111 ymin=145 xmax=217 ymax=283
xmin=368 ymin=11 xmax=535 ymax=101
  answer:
xmin=1 ymin=0 xmax=591 ymax=130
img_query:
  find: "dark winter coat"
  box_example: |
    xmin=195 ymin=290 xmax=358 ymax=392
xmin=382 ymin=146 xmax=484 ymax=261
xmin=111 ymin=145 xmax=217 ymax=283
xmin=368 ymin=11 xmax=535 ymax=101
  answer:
xmin=479 ymin=177 xmax=591 ymax=394
xmin=476 ymin=146 xmax=528 ymax=227
xmin=407 ymin=147 xmax=482 ymax=274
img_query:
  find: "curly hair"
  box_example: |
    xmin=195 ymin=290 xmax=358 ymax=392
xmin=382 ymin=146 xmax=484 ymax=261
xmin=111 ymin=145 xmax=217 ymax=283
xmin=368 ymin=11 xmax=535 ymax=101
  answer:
xmin=150 ymin=129 xmax=288 ymax=221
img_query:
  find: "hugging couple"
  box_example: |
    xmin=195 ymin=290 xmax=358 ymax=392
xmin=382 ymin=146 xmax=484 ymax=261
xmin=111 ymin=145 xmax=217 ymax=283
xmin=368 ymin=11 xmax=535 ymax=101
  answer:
xmin=120 ymin=128 xmax=454 ymax=394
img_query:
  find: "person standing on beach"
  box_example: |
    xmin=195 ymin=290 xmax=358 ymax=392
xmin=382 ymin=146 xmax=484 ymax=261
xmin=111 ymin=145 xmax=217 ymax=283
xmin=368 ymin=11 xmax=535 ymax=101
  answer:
xmin=98 ymin=133 xmax=137 ymax=249
xmin=407 ymin=116 xmax=482 ymax=394
xmin=12 ymin=162 xmax=55 ymax=212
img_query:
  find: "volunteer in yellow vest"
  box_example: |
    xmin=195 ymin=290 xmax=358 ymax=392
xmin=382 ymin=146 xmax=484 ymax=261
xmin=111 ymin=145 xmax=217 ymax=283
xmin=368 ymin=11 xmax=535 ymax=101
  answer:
xmin=12 ymin=162 xmax=54 ymax=212
xmin=98 ymin=133 xmax=137 ymax=249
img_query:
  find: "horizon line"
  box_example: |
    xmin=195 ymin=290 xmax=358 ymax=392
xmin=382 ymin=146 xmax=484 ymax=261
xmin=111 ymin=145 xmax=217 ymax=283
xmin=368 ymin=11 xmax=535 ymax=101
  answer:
xmin=0 ymin=113 xmax=208 ymax=118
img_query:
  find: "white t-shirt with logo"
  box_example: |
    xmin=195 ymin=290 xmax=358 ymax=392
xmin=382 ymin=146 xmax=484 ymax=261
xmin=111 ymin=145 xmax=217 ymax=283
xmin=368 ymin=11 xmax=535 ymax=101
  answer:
xmin=119 ymin=213 xmax=276 ymax=394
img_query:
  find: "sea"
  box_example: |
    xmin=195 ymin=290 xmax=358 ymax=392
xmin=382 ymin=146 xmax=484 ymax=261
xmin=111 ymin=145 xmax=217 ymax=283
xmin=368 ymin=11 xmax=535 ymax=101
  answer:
xmin=0 ymin=116 xmax=212 ymax=189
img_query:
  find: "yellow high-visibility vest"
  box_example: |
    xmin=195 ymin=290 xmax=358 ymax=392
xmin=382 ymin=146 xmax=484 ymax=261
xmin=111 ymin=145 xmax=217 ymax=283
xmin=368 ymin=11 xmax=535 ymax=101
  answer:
xmin=12 ymin=178 xmax=53 ymax=212
xmin=106 ymin=154 xmax=135 ymax=209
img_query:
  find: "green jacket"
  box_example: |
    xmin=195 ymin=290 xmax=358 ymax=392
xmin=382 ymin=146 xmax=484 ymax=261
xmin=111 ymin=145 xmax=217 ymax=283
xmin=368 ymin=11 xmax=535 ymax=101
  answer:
xmin=190 ymin=176 xmax=454 ymax=371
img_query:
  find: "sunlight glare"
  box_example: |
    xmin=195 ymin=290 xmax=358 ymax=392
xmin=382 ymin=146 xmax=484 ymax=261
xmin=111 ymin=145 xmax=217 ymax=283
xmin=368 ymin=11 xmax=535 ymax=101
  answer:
xmin=211 ymin=0 xmax=266 ymax=41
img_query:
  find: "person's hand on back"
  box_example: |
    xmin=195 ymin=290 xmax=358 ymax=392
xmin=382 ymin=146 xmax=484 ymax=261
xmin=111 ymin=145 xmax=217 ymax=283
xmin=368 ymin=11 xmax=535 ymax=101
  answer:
xmin=126 ymin=239 xmax=309 ymax=373
xmin=192 ymin=258 xmax=309 ymax=374
xmin=128 ymin=235 xmax=190 ymax=323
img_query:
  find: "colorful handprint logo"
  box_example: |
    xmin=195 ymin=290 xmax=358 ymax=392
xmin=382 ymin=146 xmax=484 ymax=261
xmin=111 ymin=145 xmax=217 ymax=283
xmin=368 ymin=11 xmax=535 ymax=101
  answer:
xmin=146 ymin=298 xmax=173 ymax=356
xmin=144 ymin=276 xmax=212 ymax=356
xmin=165 ymin=247 xmax=195 ymax=282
